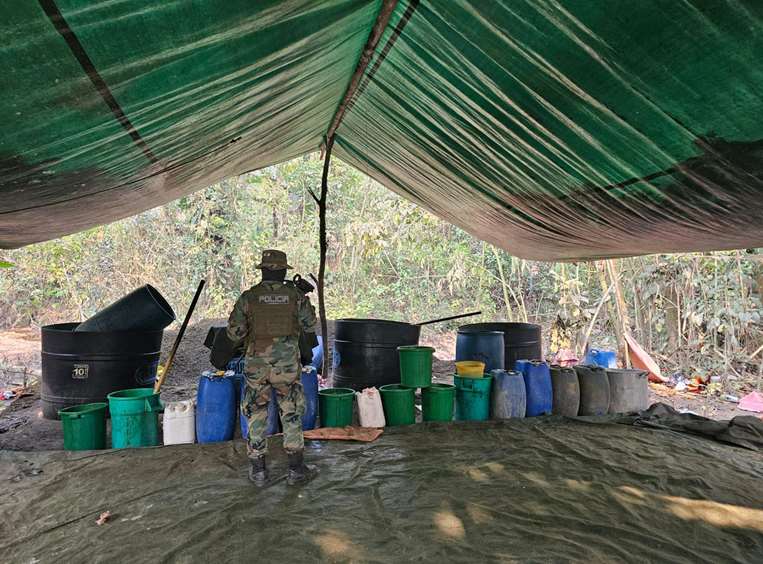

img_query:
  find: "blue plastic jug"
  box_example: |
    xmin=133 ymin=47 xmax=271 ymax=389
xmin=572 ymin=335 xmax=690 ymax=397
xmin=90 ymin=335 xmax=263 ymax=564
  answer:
xmin=196 ymin=372 xmax=236 ymax=443
xmin=311 ymin=336 xmax=324 ymax=372
xmin=490 ymin=369 xmax=526 ymax=419
xmin=301 ymin=366 xmax=319 ymax=430
xmin=523 ymin=361 xmax=552 ymax=417
xmin=514 ymin=359 xmax=532 ymax=375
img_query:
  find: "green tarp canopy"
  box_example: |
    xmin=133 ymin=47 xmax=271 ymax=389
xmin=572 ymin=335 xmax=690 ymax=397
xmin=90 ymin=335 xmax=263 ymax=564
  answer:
xmin=2 ymin=0 xmax=762 ymax=260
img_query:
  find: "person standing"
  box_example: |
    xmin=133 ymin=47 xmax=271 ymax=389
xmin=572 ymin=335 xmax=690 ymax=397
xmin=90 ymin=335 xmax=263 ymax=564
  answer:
xmin=225 ymin=250 xmax=318 ymax=486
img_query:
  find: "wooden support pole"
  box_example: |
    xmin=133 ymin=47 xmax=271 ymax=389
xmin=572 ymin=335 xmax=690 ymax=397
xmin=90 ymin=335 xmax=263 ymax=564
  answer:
xmin=313 ymin=0 xmax=399 ymax=379
xmin=317 ymin=138 xmax=334 ymax=378
xmin=605 ymin=260 xmax=631 ymax=368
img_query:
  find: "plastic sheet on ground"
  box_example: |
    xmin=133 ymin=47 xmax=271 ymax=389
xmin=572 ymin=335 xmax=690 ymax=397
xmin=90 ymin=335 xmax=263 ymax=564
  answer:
xmin=1 ymin=415 xmax=762 ymax=562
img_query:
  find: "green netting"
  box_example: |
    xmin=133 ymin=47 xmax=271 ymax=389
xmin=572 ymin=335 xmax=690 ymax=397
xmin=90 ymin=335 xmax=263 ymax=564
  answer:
xmin=336 ymin=0 xmax=763 ymax=259
xmin=1 ymin=0 xmax=381 ymax=246
xmin=2 ymin=1 xmax=762 ymax=259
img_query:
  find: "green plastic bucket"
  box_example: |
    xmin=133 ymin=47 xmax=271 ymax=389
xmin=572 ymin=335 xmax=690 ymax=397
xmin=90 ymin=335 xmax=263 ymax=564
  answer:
xmin=319 ymin=388 xmax=354 ymax=427
xmin=455 ymin=375 xmax=493 ymax=421
xmin=398 ymin=345 xmax=435 ymax=388
xmin=379 ymin=384 xmax=416 ymax=426
xmin=58 ymin=402 xmax=107 ymax=451
xmin=107 ymin=388 xmax=163 ymax=448
xmin=421 ymin=383 xmax=455 ymax=422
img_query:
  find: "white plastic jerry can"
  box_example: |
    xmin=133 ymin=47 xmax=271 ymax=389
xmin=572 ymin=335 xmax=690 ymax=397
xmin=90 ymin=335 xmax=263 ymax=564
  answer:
xmin=163 ymin=399 xmax=196 ymax=445
xmin=356 ymin=387 xmax=386 ymax=428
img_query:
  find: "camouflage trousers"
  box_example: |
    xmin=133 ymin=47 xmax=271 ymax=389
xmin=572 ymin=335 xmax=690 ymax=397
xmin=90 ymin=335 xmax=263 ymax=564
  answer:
xmin=242 ymin=356 xmax=304 ymax=459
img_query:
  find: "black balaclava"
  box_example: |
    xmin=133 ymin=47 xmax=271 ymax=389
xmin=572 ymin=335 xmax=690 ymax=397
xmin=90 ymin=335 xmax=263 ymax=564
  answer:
xmin=261 ymin=268 xmax=287 ymax=282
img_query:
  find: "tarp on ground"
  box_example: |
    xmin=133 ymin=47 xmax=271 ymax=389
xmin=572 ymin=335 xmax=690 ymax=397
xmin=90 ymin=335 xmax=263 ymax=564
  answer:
xmin=1 ymin=418 xmax=762 ymax=562
xmin=2 ymin=1 xmax=763 ymax=259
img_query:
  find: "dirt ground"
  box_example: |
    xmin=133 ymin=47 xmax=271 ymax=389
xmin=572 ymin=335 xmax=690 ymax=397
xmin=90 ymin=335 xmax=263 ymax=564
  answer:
xmin=0 ymin=322 xmax=757 ymax=451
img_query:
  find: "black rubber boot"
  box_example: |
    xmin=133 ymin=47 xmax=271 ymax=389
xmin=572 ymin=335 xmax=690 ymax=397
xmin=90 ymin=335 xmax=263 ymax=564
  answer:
xmin=248 ymin=456 xmax=268 ymax=487
xmin=286 ymin=450 xmax=318 ymax=486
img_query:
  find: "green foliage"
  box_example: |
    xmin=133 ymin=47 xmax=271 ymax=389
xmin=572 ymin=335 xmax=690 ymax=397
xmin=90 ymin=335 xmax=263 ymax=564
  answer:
xmin=0 ymin=154 xmax=760 ymax=383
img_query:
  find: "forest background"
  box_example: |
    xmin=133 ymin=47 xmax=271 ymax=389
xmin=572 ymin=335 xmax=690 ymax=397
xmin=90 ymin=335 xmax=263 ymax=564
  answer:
xmin=1 ymin=153 xmax=761 ymax=393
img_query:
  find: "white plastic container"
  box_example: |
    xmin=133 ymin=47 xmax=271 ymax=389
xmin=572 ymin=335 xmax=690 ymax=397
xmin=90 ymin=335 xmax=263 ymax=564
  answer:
xmin=163 ymin=399 xmax=196 ymax=445
xmin=356 ymin=387 xmax=386 ymax=428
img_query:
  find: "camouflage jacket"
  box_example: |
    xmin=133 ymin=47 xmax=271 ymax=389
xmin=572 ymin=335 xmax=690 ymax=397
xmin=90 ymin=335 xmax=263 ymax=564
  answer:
xmin=226 ymin=280 xmax=318 ymax=364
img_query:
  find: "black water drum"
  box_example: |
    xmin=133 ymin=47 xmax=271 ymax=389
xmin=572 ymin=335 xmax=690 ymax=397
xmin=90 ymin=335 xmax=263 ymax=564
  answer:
xmin=550 ymin=365 xmax=580 ymax=416
xmin=458 ymin=322 xmax=542 ymax=370
xmin=41 ymin=323 xmax=163 ymax=419
xmin=574 ymin=365 xmax=610 ymax=416
xmin=332 ymin=319 xmax=420 ymax=391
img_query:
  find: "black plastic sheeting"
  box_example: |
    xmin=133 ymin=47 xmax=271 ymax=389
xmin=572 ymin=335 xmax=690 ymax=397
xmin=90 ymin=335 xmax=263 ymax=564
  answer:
xmin=1 ymin=413 xmax=762 ymax=562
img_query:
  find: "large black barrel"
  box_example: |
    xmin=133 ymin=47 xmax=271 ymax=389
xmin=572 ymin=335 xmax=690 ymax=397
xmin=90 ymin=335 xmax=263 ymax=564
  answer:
xmin=332 ymin=319 xmax=420 ymax=391
xmin=574 ymin=365 xmax=610 ymax=416
xmin=550 ymin=365 xmax=580 ymax=416
xmin=76 ymin=284 xmax=175 ymax=332
xmin=41 ymin=323 xmax=163 ymax=419
xmin=606 ymin=368 xmax=649 ymax=414
xmin=458 ymin=323 xmax=542 ymax=370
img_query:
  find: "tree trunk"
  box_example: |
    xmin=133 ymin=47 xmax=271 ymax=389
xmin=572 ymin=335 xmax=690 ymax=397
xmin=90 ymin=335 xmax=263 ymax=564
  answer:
xmin=317 ymin=137 xmax=334 ymax=378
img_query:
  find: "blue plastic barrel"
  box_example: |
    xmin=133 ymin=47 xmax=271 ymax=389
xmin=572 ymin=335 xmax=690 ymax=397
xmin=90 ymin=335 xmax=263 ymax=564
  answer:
xmin=456 ymin=330 xmax=505 ymax=372
xmin=583 ymin=349 xmax=617 ymax=368
xmin=490 ymin=369 xmax=526 ymax=419
xmin=226 ymin=356 xmax=245 ymax=374
xmin=226 ymin=359 xmax=280 ymax=439
xmin=239 ymin=381 xmax=280 ymax=439
xmin=311 ymin=336 xmax=324 ymax=372
xmin=196 ymin=373 xmax=236 ymax=443
xmin=301 ymin=366 xmax=319 ymax=430
xmin=523 ymin=361 xmax=553 ymax=417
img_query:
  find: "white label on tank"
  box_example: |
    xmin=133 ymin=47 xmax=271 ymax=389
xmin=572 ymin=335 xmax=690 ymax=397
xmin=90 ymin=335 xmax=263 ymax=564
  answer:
xmin=72 ymin=364 xmax=89 ymax=379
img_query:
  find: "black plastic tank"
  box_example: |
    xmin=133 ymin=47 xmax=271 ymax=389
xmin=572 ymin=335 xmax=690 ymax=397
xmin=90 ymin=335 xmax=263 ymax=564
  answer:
xmin=332 ymin=319 xmax=420 ymax=391
xmin=76 ymin=284 xmax=175 ymax=332
xmin=574 ymin=365 xmax=610 ymax=416
xmin=458 ymin=322 xmax=542 ymax=370
xmin=606 ymin=368 xmax=649 ymax=414
xmin=41 ymin=323 xmax=163 ymax=419
xmin=550 ymin=365 xmax=580 ymax=416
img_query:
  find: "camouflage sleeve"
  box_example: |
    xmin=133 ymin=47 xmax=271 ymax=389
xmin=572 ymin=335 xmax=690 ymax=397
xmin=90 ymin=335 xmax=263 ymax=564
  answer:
xmin=298 ymin=294 xmax=318 ymax=333
xmin=226 ymin=293 xmax=250 ymax=346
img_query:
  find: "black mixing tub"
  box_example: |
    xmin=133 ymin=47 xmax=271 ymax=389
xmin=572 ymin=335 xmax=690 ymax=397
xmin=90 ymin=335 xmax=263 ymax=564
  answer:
xmin=41 ymin=323 xmax=163 ymax=419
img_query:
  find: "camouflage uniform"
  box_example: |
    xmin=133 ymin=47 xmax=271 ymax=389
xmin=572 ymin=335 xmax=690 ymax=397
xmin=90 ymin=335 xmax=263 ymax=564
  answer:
xmin=227 ymin=281 xmax=317 ymax=459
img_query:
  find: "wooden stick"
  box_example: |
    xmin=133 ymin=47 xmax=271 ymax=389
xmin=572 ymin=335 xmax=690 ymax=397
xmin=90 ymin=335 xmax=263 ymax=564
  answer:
xmin=579 ymin=280 xmax=614 ymax=358
xmin=317 ymin=141 xmax=333 ymax=378
xmin=606 ymin=260 xmax=631 ymax=368
xmin=154 ymin=280 xmax=205 ymax=393
xmin=416 ymin=311 xmax=482 ymax=326
xmin=313 ymin=2 xmax=399 ymax=378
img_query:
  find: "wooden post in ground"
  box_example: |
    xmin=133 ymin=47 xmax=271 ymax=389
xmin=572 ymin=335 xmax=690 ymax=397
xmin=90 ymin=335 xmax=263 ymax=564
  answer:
xmin=605 ymin=260 xmax=631 ymax=368
xmin=316 ymin=139 xmax=334 ymax=379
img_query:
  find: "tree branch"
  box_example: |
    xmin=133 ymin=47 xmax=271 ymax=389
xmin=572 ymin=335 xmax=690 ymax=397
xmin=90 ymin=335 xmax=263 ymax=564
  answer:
xmin=317 ymin=136 xmax=334 ymax=378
